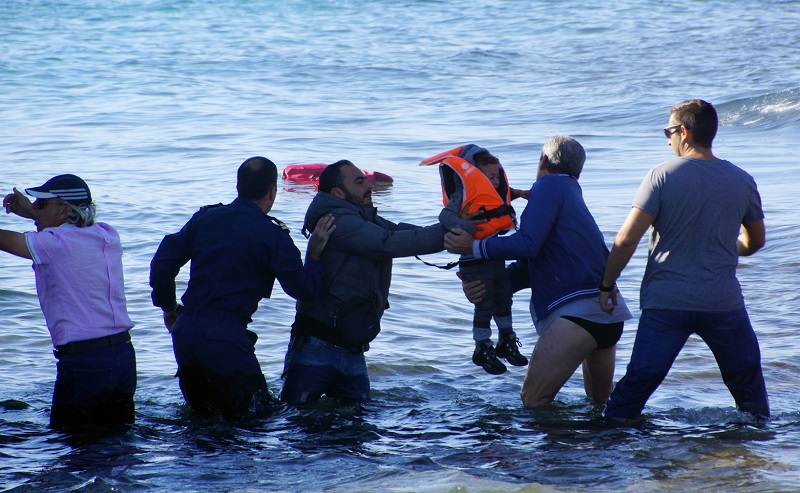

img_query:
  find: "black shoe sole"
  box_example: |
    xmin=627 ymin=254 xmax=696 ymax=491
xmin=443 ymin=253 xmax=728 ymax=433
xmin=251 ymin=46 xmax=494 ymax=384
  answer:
xmin=496 ymin=345 xmax=528 ymax=367
xmin=472 ymin=357 xmax=507 ymax=375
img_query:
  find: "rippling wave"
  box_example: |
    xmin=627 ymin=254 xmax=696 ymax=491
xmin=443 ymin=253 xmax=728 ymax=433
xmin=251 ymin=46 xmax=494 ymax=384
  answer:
xmin=721 ymin=89 xmax=800 ymax=129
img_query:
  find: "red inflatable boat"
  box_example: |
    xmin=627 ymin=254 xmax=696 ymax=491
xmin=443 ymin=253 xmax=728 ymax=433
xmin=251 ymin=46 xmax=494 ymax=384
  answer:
xmin=282 ymin=163 xmax=393 ymax=187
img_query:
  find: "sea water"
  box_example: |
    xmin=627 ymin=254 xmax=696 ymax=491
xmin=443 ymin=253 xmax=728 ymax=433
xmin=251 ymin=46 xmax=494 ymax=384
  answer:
xmin=1 ymin=0 xmax=799 ymax=491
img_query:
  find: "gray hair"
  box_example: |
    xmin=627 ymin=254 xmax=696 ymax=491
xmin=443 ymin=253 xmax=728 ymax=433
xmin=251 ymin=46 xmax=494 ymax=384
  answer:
xmin=59 ymin=200 xmax=96 ymax=227
xmin=542 ymin=135 xmax=586 ymax=179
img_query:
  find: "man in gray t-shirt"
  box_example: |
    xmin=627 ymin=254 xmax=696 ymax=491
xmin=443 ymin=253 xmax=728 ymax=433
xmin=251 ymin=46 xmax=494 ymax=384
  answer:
xmin=597 ymin=99 xmax=769 ymax=420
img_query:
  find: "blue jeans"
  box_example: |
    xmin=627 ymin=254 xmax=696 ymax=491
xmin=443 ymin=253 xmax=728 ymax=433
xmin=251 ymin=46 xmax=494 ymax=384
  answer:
xmin=171 ymin=313 xmax=270 ymax=420
xmin=605 ymin=307 xmax=769 ymax=420
xmin=280 ymin=335 xmax=370 ymax=405
xmin=52 ymin=340 xmax=137 ymax=429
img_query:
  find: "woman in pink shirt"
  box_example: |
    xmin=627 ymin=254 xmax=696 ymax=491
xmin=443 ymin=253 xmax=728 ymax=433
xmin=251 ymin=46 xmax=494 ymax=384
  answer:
xmin=1 ymin=174 xmax=136 ymax=430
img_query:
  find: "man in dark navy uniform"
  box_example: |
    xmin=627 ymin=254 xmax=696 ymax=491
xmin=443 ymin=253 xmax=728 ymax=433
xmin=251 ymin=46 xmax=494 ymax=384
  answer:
xmin=150 ymin=156 xmax=334 ymax=420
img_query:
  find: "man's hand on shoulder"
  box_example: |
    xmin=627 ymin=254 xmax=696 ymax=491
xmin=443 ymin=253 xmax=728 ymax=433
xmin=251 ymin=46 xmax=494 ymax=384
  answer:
xmin=307 ymin=214 xmax=336 ymax=260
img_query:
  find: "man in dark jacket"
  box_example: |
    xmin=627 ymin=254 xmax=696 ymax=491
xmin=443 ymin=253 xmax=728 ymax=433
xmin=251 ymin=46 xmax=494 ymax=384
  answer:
xmin=150 ymin=156 xmax=334 ymax=420
xmin=280 ymin=160 xmax=445 ymax=405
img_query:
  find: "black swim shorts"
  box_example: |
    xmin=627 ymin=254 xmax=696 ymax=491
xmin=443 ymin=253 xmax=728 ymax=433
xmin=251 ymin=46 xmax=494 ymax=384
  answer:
xmin=562 ymin=316 xmax=623 ymax=350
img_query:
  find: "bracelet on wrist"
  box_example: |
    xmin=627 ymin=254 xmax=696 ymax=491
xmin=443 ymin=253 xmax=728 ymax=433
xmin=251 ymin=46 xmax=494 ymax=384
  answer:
xmin=598 ymin=282 xmax=615 ymax=293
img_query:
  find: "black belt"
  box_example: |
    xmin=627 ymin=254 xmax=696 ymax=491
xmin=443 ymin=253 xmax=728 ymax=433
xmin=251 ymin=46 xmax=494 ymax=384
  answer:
xmin=54 ymin=330 xmax=131 ymax=358
xmin=179 ymin=305 xmax=250 ymax=325
xmin=294 ymin=334 xmax=369 ymax=354
xmin=292 ymin=314 xmax=369 ymax=353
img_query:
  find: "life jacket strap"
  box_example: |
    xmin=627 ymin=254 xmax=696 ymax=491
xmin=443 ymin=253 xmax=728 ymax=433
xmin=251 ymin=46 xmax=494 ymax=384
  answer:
xmin=414 ymin=255 xmax=460 ymax=270
xmin=471 ymin=204 xmax=515 ymax=221
xmin=414 ymin=256 xmax=493 ymax=270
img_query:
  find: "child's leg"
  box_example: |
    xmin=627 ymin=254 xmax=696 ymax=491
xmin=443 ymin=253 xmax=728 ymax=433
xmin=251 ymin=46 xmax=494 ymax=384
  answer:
xmin=493 ymin=259 xmax=514 ymax=337
xmin=460 ymin=262 xmax=507 ymax=375
xmin=493 ymin=262 xmax=528 ymax=366
xmin=471 ymin=294 xmax=494 ymax=345
xmin=459 ymin=262 xmax=496 ymax=343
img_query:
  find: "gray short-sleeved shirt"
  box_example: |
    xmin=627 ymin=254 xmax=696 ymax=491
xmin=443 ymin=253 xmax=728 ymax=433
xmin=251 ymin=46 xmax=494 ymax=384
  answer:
xmin=633 ymin=157 xmax=763 ymax=311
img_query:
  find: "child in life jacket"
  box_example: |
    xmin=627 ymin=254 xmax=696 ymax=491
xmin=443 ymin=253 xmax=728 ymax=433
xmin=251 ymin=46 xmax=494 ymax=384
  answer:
xmin=433 ymin=144 xmax=529 ymax=374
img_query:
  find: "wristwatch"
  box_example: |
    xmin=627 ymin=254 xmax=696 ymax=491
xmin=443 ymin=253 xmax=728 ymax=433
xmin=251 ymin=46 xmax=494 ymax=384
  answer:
xmin=598 ymin=282 xmax=615 ymax=292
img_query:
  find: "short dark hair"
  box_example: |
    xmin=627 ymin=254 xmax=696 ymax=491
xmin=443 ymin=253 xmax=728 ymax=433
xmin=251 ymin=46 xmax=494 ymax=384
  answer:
xmin=237 ymin=156 xmax=278 ymax=200
xmin=669 ymin=99 xmax=718 ymax=148
xmin=318 ymin=160 xmax=355 ymax=193
xmin=472 ymin=150 xmax=500 ymax=168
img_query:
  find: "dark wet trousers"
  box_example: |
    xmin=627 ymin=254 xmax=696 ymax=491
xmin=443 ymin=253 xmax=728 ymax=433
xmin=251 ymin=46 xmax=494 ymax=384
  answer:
xmin=604 ymin=307 xmax=769 ymax=420
xmin=170 ymin=312 xmax=270 ymax=420
xmin=459 ymin=259 xmax=512 ymax=341
xmin=280 ymin=334 xmax=370 ymax=405
xmin=51 ymin=336 xmax=137 ymax=429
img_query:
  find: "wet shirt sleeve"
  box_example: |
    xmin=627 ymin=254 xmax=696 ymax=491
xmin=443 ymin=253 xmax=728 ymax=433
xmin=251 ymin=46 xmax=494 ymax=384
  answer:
xmin=149 ymin=214 xmax=195 ymax=310
xmin=743 ymin=175 xmax=764 ymax=224
xmin=270 ymin=229 xmax=325 ymax=302
xmin=476 ymin=178 xmax=558 ymax=260
xmin=331 ymin=211 xmax=445 ymax=258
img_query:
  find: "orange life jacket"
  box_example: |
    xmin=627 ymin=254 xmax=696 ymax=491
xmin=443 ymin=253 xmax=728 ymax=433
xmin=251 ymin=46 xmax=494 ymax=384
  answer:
xmin=420 ymin=145 xmax=516 ymax=239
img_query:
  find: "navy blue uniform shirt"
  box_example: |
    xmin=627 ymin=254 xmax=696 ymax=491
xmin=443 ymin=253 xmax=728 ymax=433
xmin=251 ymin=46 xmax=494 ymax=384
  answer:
xmin=150 ymin=197 xmax=324 ymax=323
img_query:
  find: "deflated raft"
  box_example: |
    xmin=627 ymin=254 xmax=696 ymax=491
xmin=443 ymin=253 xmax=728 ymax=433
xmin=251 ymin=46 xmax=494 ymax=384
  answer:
xmin=282 ymin=163 xmax=393 ymax=187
